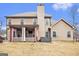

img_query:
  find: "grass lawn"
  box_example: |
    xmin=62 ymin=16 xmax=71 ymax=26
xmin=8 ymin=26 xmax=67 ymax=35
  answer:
xmin=0 ymin=40 xmax=79 ymax=56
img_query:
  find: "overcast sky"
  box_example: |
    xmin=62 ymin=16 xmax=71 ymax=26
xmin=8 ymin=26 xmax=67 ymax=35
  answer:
xmin=0 ymin=3 xmax=79 ymax=30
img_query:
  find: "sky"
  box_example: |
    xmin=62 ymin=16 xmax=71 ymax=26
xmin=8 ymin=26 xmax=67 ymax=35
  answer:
xmin=0 ymin=3 xmax=79 ymax=30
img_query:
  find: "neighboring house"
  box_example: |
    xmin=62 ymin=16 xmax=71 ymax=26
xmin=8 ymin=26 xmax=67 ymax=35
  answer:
xmin=6 ymin=4 xmax=52 ymax=42
xmin=6 ymin=4 xmax=74 ymax=42
xmin=51 ymin=19 xmax=73 ymax=40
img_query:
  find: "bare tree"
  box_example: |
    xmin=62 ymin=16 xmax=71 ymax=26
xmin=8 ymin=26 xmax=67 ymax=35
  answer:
xmin=70 ymin=4 xmax=79 ymax=42
xmin=0 ymin=20 xmax=2 ymax=36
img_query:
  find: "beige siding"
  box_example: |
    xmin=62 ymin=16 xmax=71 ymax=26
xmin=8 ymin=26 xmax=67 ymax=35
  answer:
xmin=7 ymin=18 xmax=21 ymax=25
xmin=7 ymin=18 xmax=37 ymax=25
xmin=24 ymin=18 xmax=37 ymax=25
xmin=51 ymin=21 xmax=73 ymax=40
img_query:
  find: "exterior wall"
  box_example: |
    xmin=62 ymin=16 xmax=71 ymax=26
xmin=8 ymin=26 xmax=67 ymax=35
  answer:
xmin=51 ymin=21 xmax=73 ymax=41
xmin=7 ymin=18 xmax=37 ymax=25
xmin=24 ymin=18 xmax=37 ymax=25
xmin=7 ymin=18 xmax=21 ymax=25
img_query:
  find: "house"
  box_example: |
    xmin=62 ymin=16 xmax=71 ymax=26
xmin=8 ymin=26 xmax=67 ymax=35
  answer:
xmin=51 ymin=19 xmax=73 ymax=40
xmin=6 ymin=4 xmax=52 ymax=42
xmin=6 ymin=4 xmax=74 ymax=42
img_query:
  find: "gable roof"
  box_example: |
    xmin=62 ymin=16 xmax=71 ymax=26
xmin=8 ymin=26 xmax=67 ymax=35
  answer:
xmin=6 ymin=12 xmax=51 ymax=18
xmin=52 ymin=19 xmax=74 ymax=29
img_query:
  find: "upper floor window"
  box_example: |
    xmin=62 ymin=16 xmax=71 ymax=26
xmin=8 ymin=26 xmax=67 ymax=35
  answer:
xmin=8 ymin=19 xmax=11 ymax=25
xmin=67 ymin=31 xmax=71 ymax=38
xmin=53 ymin=31 xmax=56 ymax=37
xmin=46 ymin=20 xmax=48 ymax=25
xmin=21 ymin=19 xmax=24 ymax=25
xmin=45 ymin=18 xmax=51 ymax=26
xmin=33 ymin=18 xmax=37 ymax=25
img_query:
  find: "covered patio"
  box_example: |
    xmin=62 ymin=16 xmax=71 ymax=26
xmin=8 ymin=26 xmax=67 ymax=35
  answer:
xmin=9 ymin=25 xmax=39 ymax=42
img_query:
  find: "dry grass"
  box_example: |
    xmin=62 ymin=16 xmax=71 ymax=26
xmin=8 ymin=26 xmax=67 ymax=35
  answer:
xmin=0 ymin=40 xmax=79 ymax=56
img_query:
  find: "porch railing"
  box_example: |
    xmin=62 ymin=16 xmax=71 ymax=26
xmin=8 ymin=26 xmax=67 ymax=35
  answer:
xmin=13 ymin=37 xmax=35 ymax=41
xmin=13 ymin=37 xmax=22 ymax=41
xmin=25 ymin=37 xmax=35 ymax=41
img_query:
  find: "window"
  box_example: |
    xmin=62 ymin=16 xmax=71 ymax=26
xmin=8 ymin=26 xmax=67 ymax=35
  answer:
xmin=45 ymin=18 xmax=51 ymax=26
xmin=33 ymin=18 xmax=37 ymax=25
xmin=46 ymin=20 xmax=48 ymax=25
xmin=46 ymin=19 xmax=49 ymax=25
xmin=67 ymin=31 xmax=71 ymax=38
xmin=53 ymin=31 xmax=56 ymax=37
xmin=8 ymin=19 xmax=11 ymax=25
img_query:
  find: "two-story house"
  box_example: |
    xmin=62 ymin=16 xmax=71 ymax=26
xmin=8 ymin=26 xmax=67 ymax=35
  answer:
xmin=6 ymin=4 xmax=74 ymax=42
xmin=6 ymin=4 xmax=52 ymax=42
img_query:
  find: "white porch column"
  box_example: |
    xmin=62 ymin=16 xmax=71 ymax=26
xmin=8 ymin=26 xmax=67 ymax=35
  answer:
xmin=22 ymin=27 xmax=25 ymax=41
xmin=35 ymin=28 xmax=37 ymax=41
xmin=35 ymin=27 xmax=39 ymax=41
xmin=11 ymin=28 xmax=15 ymax=42
xmin=15 ymin=29 xmax=17 ymax=37
xmin=11 ymin=28 xmax=13 ymax=42
xmin=24 ymin=27 xmax=25 ymax=41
